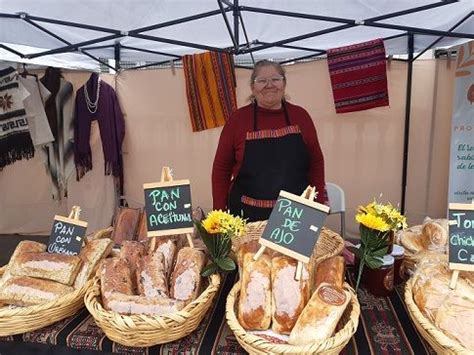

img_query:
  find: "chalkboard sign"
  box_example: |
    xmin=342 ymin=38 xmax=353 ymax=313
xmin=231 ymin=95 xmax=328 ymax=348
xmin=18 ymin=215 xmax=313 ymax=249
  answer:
xmin=47 ymin=215 xmax=88 ymax=256
xmin=143 ymin=180 xmax=193 ymax=237
xmin=259 ymin=190 xmax=330 ymax=263
xmin=448 ymin=202 xmax=474 ymax=271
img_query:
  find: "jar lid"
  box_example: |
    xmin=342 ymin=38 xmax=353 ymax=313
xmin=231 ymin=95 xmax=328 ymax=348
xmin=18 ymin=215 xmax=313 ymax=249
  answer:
xmin=391 ymin=244 xmax=405 ymax=256
xmin=380 ymin=254 xmax=395 ymax=266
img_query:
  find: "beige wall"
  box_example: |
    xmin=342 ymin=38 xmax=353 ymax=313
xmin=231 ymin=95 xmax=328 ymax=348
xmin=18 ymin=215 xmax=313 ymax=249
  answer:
xmin=0 ymin=59 xmax=456 ymax=236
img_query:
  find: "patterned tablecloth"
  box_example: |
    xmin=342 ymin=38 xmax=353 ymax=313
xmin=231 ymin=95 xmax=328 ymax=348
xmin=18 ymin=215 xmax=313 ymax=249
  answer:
xmin=0 ymin=269 xmax=435 ymax=355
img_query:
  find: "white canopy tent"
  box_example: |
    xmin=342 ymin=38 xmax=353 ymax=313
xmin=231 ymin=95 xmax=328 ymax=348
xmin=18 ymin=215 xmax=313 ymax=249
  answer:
xmin=0 ymin=0 xmax=473 ymax=70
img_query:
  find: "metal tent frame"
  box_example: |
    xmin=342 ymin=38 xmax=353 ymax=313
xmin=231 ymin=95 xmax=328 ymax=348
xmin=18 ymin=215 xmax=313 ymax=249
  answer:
xmin=1 ymin=0 xmax=473 ymax=212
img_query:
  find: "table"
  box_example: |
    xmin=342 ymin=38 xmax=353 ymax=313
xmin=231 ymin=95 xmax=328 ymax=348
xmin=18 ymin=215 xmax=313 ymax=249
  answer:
xmin=0 ymin=268 xmax=435 ymax=355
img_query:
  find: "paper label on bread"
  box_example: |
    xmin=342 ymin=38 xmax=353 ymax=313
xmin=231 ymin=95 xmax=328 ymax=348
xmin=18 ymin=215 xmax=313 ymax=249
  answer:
xmin=317 ymin=285 xmax=347 ymax=306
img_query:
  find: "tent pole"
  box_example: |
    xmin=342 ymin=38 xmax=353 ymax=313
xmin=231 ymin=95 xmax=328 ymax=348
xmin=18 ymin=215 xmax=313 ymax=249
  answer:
xmin=401 ymin=33 xmax=414 ymax=215
xmin=0 ymin=44 xmax=25 ymax=58
xmin=118 ymin=45 xmax=181 ymax=59
xmin=233 ymin=0 xmax=240 ymax=50
xmin=114 ymin=42 xmax=121 ymax=71
xmin=217 ymin=0 xmax=238 ymax=49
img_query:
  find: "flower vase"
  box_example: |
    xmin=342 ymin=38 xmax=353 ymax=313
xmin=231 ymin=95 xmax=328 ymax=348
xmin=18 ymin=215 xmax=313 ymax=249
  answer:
xmin=386 ymin=230 xmax=395 ymax=254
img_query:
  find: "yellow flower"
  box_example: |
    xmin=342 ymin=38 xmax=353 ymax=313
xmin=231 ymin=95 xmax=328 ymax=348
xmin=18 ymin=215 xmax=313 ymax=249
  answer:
xmin=356 ymin=213 xmax=390 ymax=232
xmin=201 ymin=210 xmax=247 ymax=236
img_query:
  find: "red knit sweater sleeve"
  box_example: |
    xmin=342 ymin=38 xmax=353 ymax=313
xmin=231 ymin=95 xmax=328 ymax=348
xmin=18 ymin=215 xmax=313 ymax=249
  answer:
xmin=212 ymin=116 xmax=237 ymax=210
xmin=296 ymin=107 xmax=328 ymax=204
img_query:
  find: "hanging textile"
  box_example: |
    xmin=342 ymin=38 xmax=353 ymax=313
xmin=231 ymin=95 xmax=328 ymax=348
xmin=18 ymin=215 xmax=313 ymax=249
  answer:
xmin=0 ymin=66 xmax=34 ymax=170
xmin=74 ymin=72 xmax=125 ymax=191
xmin=40 ymin=67 xmax=74 ymax=200
xmin=19 ymin=75 xmax=54 ymax=147
xmin=183 ymin=51 xmax=237 ymax=132
xmin=327 ymin=38 xmax=389 ymax=113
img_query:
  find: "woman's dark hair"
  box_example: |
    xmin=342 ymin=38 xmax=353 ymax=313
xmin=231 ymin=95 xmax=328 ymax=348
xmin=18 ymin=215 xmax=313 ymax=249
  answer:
xmin=250 ymin=60 xmax=286 ymax=85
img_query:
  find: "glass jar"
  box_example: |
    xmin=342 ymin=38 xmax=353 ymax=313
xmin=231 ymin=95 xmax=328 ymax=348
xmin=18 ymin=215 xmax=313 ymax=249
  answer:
xmin=361 ymin=254 xmax=394 ymax=297
xmin=391 ymin=244 xmax=405 ymax=285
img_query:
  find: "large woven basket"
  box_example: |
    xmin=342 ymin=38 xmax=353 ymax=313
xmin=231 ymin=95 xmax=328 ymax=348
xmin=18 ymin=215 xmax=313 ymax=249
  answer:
xmin=226 ymin=281 xmax=360 ymax=354
xmin=84 ymin=273 xmax=220 ymax=347
xmin=0 ymin=266 xmax=91 ymax=336
xmin=404 ymin=278 xmax=471 ymax=354
xmin=233 ymin=221 xmax=345 ymax=271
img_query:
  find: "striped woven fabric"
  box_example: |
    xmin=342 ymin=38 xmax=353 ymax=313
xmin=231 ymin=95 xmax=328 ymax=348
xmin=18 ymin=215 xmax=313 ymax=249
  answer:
xmin=246 ymin=125 xmax=301 ymax=140
xmin=183 ymin=51 xmax=237 ymax=132
xmin=241 ymin=195 xmax=276 ymax=208
xmin=327 ymin=38 xmax=389 ymax=113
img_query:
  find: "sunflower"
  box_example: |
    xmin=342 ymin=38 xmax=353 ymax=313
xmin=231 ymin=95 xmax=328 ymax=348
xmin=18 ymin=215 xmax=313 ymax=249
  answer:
xmin=355 ymin=213 xmax=390 ymax=232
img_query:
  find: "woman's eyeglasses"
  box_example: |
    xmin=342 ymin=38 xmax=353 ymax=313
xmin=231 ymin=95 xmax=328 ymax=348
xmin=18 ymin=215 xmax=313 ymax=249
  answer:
xmin=253 ymin=76 xmax=285 ymax=86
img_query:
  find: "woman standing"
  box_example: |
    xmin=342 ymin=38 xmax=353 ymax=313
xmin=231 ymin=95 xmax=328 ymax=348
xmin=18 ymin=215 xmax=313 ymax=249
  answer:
xmin=212 ymin=60 xmax=327 ymax=221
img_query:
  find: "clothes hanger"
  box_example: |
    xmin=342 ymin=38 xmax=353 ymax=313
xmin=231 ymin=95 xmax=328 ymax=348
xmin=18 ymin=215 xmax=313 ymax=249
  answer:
xmin=19 ymin=63 xmax=37 ymax=79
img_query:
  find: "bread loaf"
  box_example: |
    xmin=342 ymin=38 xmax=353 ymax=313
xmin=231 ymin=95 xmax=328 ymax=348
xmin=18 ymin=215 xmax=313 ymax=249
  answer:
xmin=313 ymin=256 xmax=345 ymax=291
xmin=120 ymin=240 xmax=145 ymax=292
xmin=237 ymin=241 xmax=260 ymax=270
xmin=74 ymin=238 xmax=114 ymax=289
xmin=136 ymin=251 xmax=168 ymax=297
xmin=111 ymin=207 xmax=141 ymax=244
xmin=0 ymin=276 xmax=74 ymax=306
xmin=421 ymin=220 xmax=448 ymax=252
xmin=149 ymin=238 xmax=177 ymax=278
xmin=85 ymin=227 xmax=113 ymax=244
xmin=135 ymin=211 xmax=148 ymax=241
xmin=170 ymin=247 xmax=206 ymax=304
xmin=106 ymin=292 xmax=185 ymax=316
xmin=0 ymin=241 xmax=46 ymax=289
xmin=271 ymin=256 xmax=310 ymax=334
xmin=100 ymin=258 xmax=133 ymax=310
xmin=238 ymin=253 xmax=272 ymax=330
xmin=288 ymin=282 xmax=351 ymax=345
xmin=10 ymin=252 xmax=81 ymax=285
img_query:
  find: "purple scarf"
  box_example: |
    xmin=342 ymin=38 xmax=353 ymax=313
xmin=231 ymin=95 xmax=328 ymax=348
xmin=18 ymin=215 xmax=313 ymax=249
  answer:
xmin=74 ymin=73 xmax=125 ymax=190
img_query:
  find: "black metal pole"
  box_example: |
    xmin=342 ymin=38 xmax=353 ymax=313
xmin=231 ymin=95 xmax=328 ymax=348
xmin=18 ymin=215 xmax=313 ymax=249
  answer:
xmin=233 ymin=0 xmax=240 ymax=50
xmin=114 ymin=42 xmax=121 ymax=70
xmin=217 ymin=0 xmax=238 ymax=49
xmin=366 ymin=0 xmax=457 ymax=22
xmin=401 ymin=33 xmax=414 ymax=215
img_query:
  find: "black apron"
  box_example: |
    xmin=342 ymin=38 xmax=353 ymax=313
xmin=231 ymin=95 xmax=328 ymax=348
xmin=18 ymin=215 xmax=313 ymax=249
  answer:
xmin=228 ymin=102 xmax=310 ymax=221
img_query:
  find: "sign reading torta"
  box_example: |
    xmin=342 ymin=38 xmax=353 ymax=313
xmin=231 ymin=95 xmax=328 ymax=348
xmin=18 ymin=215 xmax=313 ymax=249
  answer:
xmin=47 ymin=215 xmax=88 ymax=256
xmin=259 ymin=190 xmax=330 ymax=263
xmin=448 ymin=202 xmax=474 ymax=271
xmin=143 ymin=179 xmax=193 ymax=237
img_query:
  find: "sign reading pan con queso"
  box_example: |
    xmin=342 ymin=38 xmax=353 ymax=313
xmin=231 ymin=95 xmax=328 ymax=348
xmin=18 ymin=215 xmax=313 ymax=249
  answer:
xmin=143 ymin=180 xmax=193 ymax=237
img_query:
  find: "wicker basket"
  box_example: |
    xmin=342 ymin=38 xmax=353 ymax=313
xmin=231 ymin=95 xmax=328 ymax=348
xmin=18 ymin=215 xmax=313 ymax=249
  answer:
xmin=404 ymin=278 xmax=471 ymax=354
xmin=84 ymin=273 xmax=221 ymax=347
xmin=233 ymin=221 xmax=345 ymax=270
xmin=226 ymin=281 xmax=360 ymax=354
xmin=0 ymin=266 xmax=91 ymax=336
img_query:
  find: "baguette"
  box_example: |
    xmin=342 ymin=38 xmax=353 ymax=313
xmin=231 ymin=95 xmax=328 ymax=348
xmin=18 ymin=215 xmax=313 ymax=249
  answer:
xmin=136 ymin=251 xmax=168 ymax=297
xmin=170 ymin=247 xmax=206 ymax=304
xmin=74 ymin=238 xmax=114 ymax=289
xmin=313 ymin=256 xmax=345 ymax=291
xmin=271 ymin=256 xmax=310 ymax=334
xmin=0 ymin=276 xmax=74 ymax=306
xmin=238 ymin=253 xmax=272 ymax=330
xmin=100 ymin=258 xmax=133 ymax=310
xmin=289 ymin=282 xmax=351 ymax=345
xmin=106 ymin=292 xmax=185 ymax=316
xmin=10 ymin=252 xmax=82 ymax=285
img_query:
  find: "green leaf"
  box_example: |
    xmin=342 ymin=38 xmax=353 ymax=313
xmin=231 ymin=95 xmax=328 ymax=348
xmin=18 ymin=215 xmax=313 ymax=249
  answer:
xmin=215 ymin=257 xmax=236 ymax=271
xmin=201 ymin=263 xmax=219 ymax=277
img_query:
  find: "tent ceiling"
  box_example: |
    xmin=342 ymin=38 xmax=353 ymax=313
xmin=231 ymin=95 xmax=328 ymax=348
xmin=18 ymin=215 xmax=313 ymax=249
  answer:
xmin=0 ymin=0 xmax=473 ymax=70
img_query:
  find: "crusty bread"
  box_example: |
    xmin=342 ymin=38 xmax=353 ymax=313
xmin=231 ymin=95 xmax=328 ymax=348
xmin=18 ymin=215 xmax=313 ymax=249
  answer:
xmin=0 ymin=241 xmax=46 ymax=289
xmin=149 ymin=238 xmax=177 ymax=279
xmin=237 ymin=253 xmax=272 ymax=331
xmin=10 ymin=252 xmax=82 ymax=286
xmin=111 ymin=207 xmax=141 ymax=244
xmin=170 ymin=247 xmax=206 ymax=304
xmin=313 ymin=256 xmax=345 ymax=291
xmin=0 ymin=276 xmax=74 ymax=306
xmin=106 ymin=292 xmax=185 ymax=316
xmin=73 ymin=238 xmax=114 ymax=289
xmin=100 ymin=258 xmax=133 ymax=310
xmin=288 ymin=282 xmax=351 ymax=345
xmin=136 ymin=251 xmax=168 ymax=298
xmin=85 ymin=227 xmax=113 ymax=244
xmin=120 ymin=240 xmax=146 ymax=292
xmin=421 ymin=220 xmax=448 ymax=252
xmin=271 ymin=256 xmax=310 ymax=334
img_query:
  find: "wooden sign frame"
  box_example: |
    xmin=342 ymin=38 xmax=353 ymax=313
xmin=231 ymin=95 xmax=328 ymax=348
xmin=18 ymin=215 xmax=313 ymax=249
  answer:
xmin=259 ymin=190 xmax=330 ymax=264
xmin=143 ymin=179 xmax=194 ymax=237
